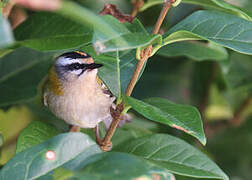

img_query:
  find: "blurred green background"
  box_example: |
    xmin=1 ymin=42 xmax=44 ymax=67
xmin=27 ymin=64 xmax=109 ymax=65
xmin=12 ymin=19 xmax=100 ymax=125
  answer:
xmin=1 ymin=0 xmax=252 ymax=179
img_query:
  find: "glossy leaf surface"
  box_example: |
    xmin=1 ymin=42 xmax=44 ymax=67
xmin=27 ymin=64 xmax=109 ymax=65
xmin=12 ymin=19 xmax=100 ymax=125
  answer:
xmin=71 ymin=152 xmax=174 ymax=180
xmin=164 ymin=10 xmax=252 ymax=55
xmin=140 ymin=0 xmax=251 ymax=21
xmin=14 ymin=12 xmax=91 ymax=51
xmin=157 ymin=41 xmax=228 ymax=61
xmin=16 ymin=121 xmax=60 ymax=153
xmin=0 ymin=133 xmax=101 ymax=180
xmin=126 ymin=97 xmax=206 ymax=145
xmin=118 ymin=134 xmax=228 ymax=180
xmin=0 ymin=48 xmax=53 ymax=107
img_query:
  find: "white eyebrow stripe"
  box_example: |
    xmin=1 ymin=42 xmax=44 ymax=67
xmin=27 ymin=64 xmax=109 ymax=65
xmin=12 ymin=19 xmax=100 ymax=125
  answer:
xmin=56 ymin=57 xmax=83 ymax=66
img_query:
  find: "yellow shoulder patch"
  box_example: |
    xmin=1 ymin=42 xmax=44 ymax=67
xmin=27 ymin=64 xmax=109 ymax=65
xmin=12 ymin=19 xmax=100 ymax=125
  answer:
xmin=48 ymin=67 xmax=64 ymax=96
xmin=96 ymin=76 xmax=113 ymax=97
xmin=96 ymin=76 xmax=103 ymax=86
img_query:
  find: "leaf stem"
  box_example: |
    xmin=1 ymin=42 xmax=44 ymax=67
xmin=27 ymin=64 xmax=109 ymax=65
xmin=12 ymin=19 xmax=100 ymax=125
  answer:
xmin=116 ymin=51 xmax=122 ymax=104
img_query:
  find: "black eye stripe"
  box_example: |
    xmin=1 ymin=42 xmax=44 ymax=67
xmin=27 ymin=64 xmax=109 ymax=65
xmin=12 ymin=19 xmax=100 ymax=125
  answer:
xmin=61 ymin=63 xmax=103 ymax=73
xmin=67 ymin=63 xmax=86 ymax=70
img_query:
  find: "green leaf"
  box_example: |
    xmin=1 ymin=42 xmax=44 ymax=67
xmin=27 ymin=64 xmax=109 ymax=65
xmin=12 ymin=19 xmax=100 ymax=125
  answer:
xmin=151 ymin=31 xmax=202 ymax=56
xmin=221 ymin=52 xmax=252 ymax=92
xmin=92 ymin=16 xmax=162 ymax=54
xmin=184 ymin=0 xmax=252 ymax=21
xmin=0 ymin=133 xmax=101 ymax=180
xmin=58 ymin=1 xmax=161 ymax=53
xmin=201 ymin=0 xmax=251 ymax=21
xmin=118 ymin=134 xmax=229 ymax=180
xmin=157 ymin=41 xmax=228 ymax=61
xmin=126 ymin=97 xmax=206 ymax=145
xmin=112 ymin=117 xmax=158 ymax=149
xmin=0 ymin=13 xmax=14 ymax=48
xmin=0 ymin=48 xmax=54 ymax=107
xmin=14 ymin=12 xmax=91 ymax=51
xmin=16 ymin=121 xmax=60 ymax=153
xmin=164 ymin=10 xmax=252 ymax=55
xmin=95 ymin=53 xmax=120 ymax=97
xmin=140 ymin=0 xmax=252 ymax=21
xmin=71 ymin=152 xmax=174 ymax=180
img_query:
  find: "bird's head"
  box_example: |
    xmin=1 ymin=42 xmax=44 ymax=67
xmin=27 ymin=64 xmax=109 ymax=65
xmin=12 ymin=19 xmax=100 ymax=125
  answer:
xmin=54 ymin=51 xmax=103 ymax=81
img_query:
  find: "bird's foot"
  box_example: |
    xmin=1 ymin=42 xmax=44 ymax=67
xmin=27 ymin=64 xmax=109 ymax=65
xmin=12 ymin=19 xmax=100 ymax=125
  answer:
xmin=99 ymin=141 xmax=113 ymax=152
xmin=95 ymin=125 xmax=113 ymax=152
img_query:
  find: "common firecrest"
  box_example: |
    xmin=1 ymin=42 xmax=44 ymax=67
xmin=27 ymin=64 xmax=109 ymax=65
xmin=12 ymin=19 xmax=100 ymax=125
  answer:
xmin=42 ymin=51 xmax=115 ymax=129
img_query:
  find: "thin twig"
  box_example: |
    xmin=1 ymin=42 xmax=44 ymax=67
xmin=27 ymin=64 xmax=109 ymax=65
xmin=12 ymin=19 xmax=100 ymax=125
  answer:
xmin=152 ymin=1 xmax=172 ymax=34
xmin=125 ymin=46 xmax=152 ymax=96
xmin=131 ymin=0 xmax=144 ymax=18
xmin=230 ymin=93 xmax=252 ymax=126
xmin=99 ymin=0 xmax=173 ymax=151
xmin=100 ymin=103 xmax=124 ymax=151
xmin=126 ymin=0 xmax=172 ymax=96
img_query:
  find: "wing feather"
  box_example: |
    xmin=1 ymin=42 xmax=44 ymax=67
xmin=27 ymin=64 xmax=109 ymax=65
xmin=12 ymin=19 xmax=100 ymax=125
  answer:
xmin=96 ymin=76 xmax=113 ymax=98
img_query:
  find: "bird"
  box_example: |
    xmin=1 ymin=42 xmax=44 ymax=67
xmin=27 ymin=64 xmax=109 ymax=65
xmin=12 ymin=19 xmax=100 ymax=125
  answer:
xmin=42 ymin=51 xmax=115 ymax=131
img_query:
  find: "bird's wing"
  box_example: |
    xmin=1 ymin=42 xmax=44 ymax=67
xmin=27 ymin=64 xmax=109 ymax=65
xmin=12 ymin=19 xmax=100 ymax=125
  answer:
xmin=96 ymin=76 xmax=113 ymax=98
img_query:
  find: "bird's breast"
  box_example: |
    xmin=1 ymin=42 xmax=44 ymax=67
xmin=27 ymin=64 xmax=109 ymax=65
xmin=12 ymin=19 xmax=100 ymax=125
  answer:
xmin=47 ymin=76 xmax=113 ymax=128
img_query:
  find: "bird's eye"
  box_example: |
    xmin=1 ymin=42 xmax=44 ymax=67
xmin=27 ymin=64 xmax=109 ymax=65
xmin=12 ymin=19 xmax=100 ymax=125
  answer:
xmin=73 ymin=63 xmax=80 ymax=69
xmin=69 ymin=63 xmax=82 ymax=70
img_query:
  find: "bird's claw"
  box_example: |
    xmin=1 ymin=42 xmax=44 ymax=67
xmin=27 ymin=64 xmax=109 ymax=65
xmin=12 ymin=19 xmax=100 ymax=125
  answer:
xmin=99 ymin=141 xmax=113 ymax=152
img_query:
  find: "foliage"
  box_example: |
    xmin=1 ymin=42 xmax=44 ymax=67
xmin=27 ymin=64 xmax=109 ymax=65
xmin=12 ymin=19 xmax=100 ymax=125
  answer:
xmin=1 ymin=0 xmax=252 ymax=179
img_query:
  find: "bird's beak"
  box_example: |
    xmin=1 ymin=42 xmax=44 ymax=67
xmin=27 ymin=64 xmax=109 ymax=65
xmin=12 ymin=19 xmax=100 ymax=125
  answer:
xmin=86 ymin=63 xmax=103 ymax=70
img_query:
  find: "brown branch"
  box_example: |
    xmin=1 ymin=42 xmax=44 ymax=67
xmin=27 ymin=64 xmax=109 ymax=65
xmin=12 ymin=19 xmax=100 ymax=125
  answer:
xmin=131 ymin=0 xmax=144 ymax=18
xmin=152 ymin=0 xmax=173 ymax=34
xmin=99 ymin=103 xmax=124 ymax=151
xmin=125 ymin=46 xmax=152 ymax=96
xmin=100 ymin=4 xmax=133 ymax=23
xmin=230 ymin=93 xmax=252 ymax=126
xmin=98 ymin=0 xmax=173 ymax=151
xmin=126 ymin=0 xmax=172 ymax=96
